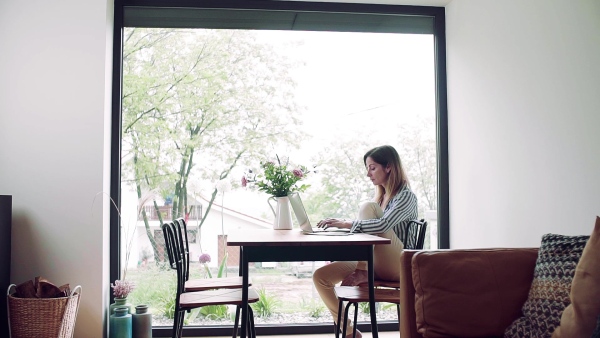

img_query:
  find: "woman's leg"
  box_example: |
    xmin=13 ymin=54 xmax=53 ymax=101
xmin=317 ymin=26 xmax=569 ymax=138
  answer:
xmin=355 ymin=202 xmax=384 ymax=271
xmin=373 ymin=229 xmax=403 ymax=281
xmin=352 ymin=202 xmax=404 ymax=281
xmin=313 ymin=202 xmax=403 ymax=334
xmin=313 ymin=260 xmax=357 ymax=333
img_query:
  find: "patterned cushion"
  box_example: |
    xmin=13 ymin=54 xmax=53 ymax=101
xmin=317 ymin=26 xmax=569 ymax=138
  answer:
xmin=504 ymin=233 xmax=589 ymax=338
xmin=552 ymin=217 xmax=600 ymax=337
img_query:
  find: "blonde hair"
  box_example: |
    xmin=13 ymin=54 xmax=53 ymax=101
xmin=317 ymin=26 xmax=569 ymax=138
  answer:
xmin=363 ymin=145 xmax=409 ymax=205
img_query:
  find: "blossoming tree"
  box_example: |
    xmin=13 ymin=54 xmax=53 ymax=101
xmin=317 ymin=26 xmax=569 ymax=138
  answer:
xmin=122 ymin=28 xmax=306 ymax=264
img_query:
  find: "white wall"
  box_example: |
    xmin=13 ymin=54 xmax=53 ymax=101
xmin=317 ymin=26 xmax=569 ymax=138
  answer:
xmin=0 ymin=0 xmax=113 ymax=337
xmin=446 ymin=0 xmax=600 ymax=248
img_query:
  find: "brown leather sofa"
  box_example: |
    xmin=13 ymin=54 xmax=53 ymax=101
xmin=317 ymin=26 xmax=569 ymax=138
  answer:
xmin=399 ymin=248 xmax=539 ymax=338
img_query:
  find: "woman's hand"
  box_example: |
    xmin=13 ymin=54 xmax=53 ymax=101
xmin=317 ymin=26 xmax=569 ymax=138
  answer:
xmin=316 ymin=218 xmax=352 ymax=229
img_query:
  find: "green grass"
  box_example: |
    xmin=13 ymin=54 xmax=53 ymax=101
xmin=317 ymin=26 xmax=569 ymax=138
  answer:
xmin=127 ymin=265 xmax=176 ymax=317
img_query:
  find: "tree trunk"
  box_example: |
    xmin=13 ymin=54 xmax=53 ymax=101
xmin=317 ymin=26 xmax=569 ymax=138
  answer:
xmin=136 ymin=181 xmax=162 ymax=265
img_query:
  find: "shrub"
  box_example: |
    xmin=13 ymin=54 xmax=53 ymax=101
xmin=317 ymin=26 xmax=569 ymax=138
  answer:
xmin=300 ymin=297 xmax=326 ymax=318
xmin=200 ymin=305 xmax=229 ymax=320
xmin=359 ymin=301 xmax=372 ymax=314
xmin=251 ymin=288 xmax=280 ymax=318
xmin=159 ymin=286 xmax=177 ymax=319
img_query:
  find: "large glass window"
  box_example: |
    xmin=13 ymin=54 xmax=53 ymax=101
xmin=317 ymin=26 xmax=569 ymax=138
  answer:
xmin=111 ymin=1 xmax=447 ymax=336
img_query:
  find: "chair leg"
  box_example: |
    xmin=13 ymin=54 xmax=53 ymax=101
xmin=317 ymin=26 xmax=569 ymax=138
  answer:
xmin=248 ymin=307 xmax=256 ymax=338
xmin=172 ymin=309 xmax=183 ymax=338
xmin=233 ymin=305 xmax=241 ymax=338
xmin=177 ymin=310 xmax=185 ymax=338
xmin=336 ymin=300 xmax=344 ymax=338
xmin=342 ymin=302 xmax=354 ymax=338
xmin=352 ymin=302 xmax=359 ymax=338
xmin=246 ymin=309 xmax=252 ymax=338
xmin=171 ymin=309 xmax=178 ymax=338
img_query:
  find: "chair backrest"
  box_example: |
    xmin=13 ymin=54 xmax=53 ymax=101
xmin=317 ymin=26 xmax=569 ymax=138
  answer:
xmin=162 ymin=222 xmax=177 ymax=269
xmin=161 ymin=222 xmax=186 ymax=298
xmin=404 ymin=219 xmax=428 ymax=250
xmin=173 ymin=218 xmax=190 ymax=281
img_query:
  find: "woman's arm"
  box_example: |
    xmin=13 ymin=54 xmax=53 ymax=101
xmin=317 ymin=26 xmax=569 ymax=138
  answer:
xmin=350 ymin=189 xmax=418 ymax=234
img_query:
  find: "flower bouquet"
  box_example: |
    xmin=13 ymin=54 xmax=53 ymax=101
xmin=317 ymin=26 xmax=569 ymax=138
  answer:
xmin=111 ymin=279 xmax=135 ymax=299
xmin=243 ymin=155 xmax=310 ymax=197
xmin=243 ymin=155 xmax=312 ymax=230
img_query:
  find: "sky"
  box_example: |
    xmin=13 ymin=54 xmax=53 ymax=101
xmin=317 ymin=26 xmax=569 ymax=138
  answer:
xmin=255 ymin=30 xmax=436 ymax=163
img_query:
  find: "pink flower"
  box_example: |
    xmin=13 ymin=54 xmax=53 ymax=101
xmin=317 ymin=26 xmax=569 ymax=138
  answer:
xmin=199 ymin=253 xmax=211 ymax=264
xmin=111 ymin=279 xmax=135 ymax=299
xmin=241 ymin=176 xmax=247 ymax=188
xmin=292 ymin=169 xmax=303 ymax=178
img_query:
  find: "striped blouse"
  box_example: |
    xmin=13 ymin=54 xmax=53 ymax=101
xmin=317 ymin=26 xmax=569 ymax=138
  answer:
xmin=350 ymin=186 xmax=419 ymax=243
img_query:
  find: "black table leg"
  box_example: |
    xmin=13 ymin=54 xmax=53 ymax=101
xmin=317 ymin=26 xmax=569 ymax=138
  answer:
xmin=368 ymin=246 xmax=378 ymax=338
xmin=241 ymin=247 xmax=249 ymax=338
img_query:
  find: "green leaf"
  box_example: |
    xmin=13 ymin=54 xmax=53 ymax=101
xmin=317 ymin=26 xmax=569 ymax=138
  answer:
xmin=204 ymin=264 xmax=213 ymax=279
xmin=217 ymin=252 xmax=228 ymax=278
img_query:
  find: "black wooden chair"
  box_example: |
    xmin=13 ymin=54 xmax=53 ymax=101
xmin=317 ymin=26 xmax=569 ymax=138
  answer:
xmin=162 ymin=222 xmax=258 ymax=338
xmin=169 ymin=218 xmax=251 ymax=292
xmin=334 ymin=219 xmax=428 ymax=338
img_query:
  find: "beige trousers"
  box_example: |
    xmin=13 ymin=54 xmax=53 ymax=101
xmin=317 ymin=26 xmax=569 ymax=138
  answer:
xmin=312 ymin=202 xmax=404 ymax=332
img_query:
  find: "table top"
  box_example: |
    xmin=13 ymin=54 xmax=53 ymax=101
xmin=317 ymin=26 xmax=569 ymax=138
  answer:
xmin=226 ymin=229 xmax=391 ymax=247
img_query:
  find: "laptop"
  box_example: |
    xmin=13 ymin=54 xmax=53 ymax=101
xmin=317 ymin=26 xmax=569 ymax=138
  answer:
xmin=288 ymin=192 xmax=353 ymax=236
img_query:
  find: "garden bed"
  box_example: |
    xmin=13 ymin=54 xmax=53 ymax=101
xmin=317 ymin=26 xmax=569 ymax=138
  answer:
xmin=127 ymin=264 xmax=398 ymax=327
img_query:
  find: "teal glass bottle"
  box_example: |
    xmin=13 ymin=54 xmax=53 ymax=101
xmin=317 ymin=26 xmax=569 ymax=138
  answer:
xmin=132 ymin=305 xmax=152 ymax=338
xmin=110 ymin=306 xmax=132 ymax=338
xmin=110 ymin=297 xmax=133 ymax=315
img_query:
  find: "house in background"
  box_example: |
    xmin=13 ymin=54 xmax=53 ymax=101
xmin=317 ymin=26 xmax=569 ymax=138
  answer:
xmin=121 ymin=190 xmax=272 ymax=271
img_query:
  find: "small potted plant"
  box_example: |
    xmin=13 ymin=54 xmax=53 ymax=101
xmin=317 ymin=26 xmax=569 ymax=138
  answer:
xmin=110 ymin=279 xmax=135 ymax=315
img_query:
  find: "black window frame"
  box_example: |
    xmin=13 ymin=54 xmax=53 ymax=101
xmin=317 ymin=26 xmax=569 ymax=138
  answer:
xmin=110 ymin=0 xmax=449 ymax=336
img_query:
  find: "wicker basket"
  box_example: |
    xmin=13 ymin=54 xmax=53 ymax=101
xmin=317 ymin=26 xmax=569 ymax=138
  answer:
xmin=7 ymin=284 xmax=82 ymax=338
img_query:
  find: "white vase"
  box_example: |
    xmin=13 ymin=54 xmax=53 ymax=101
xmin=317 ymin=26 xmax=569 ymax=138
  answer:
xmin=267 ymin=196 xmax=293 ymax=230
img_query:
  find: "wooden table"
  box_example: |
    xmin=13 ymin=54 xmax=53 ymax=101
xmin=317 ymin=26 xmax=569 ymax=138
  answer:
xmin=227 ymin=229 xmax=391 ymax=338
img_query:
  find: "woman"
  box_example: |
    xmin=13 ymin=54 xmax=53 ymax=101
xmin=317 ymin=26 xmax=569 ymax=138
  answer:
xmin=312 ymin=145 xmax=418 ymax=338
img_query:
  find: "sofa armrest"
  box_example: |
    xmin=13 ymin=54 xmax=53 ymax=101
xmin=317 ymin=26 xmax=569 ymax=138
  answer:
xmin=400 ymin=250 xmax=422 ymax=338
xmin=401 ymin=248 xmax=539 ymax=338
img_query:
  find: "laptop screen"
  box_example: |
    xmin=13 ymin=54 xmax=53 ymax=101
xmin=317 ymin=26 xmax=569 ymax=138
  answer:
xmin=288 ymin=192 xmax=313 ymax=232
